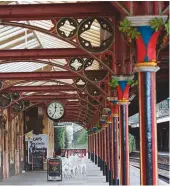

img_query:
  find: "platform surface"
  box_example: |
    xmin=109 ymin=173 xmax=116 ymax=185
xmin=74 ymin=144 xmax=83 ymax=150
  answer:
xmin=0 ymin=159 xmax=168 ymax=185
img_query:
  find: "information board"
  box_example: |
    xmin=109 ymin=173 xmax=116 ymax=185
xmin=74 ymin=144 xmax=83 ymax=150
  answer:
xmin=32 ymin=152 xmax=43 ymax=170
xmin=47 ymin=158 xmax=62 ymax=181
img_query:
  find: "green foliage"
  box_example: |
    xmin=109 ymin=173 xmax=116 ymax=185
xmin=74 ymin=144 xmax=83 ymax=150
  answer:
xmin=117 ymin=130 xmax=136 ymax=153
xmin=108 ymin=78 xmax=119 ymax=88
xmin=119 ymin=18 xmax=140 ymax=40
xmin=127 ymin=79 xmax=138 ymax=87
xmin=127 ymin=28 xmax=141 ymax=39
xmin=54 ymin=127 xmax=66 ymax=152
xmin=73 ymin=128 xmax=88 ymax=149
xmin=129 ymin=133 xmax=136 ymax=153
xmin=77 ymin=131 xmax=88 ymax=144
xmin=119 ymin=18 xmax=131 ymax=33
xmin=149 ymin=17 xmax=164 ymax=31
xmin=165 ymin=20 xmax=170 ymax=35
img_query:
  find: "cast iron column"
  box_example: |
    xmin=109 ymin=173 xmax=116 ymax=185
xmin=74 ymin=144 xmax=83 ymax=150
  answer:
xmin=110 ymin=75 xmax=135 ymax=185
xmin=98 ymin=132 xmax=100 ymax=167
xmin=106 ymin=126 xmax=109 ymax=182
xmin=100 ymin=130 xmax=103 ymax=171
xmin=126 ymin=15 xmax=168 ymax=184
xmin=111 ymin=101 xmax=119 ymax=185
xmin=92 ymin=134 xmax=95 ymax=162
xmin=95 ymin=133 xmax=97 ymax=164
xmin=103 ymin=127 xmax=106 ymax=176
xmin=119 ymin=102 xmax=130 ymax=185
xmin=88 ymin=134 xmax=90 ymax=159
xmin=102 ymin=130 xmax=105 ymax=171
xmin=107 ymin=112 xmax=113 ymax=185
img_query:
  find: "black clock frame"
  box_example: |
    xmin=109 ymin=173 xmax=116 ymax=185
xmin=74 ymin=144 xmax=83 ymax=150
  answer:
xmin=46 ymin=101 xmax=65 ymax=121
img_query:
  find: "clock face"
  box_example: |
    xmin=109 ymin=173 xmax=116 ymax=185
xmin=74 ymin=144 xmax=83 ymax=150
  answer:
xmin=47 ymin=102 xmax=64 ymax=120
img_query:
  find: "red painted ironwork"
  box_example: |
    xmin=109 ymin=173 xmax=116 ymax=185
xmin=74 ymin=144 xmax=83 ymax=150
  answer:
xmin=27 ymin=94 xmax=78 ymax=100
xmin=147 ymin=31 xmax=161 ymax=61
xmin=111 ymin=2 xmax=130 ymax=15
xmin=136 ymin=35 xmax=147 ymax=63
xmin=0 ymin=20 xmax=115 ymax=75
xmin=0 ymin=49 xmax=87 ymax=60
xmin=6 ymin=85 xmax=76 ymax=92
xmin=0 ymin=2 xmax=116 ymax=21
xmin=0 ymin=71 xmax=77 ymax=80
xmin=117 ymin=84 xmax=130 ymax=101
xmin=136 ymin=30 xmax=161 ymax=63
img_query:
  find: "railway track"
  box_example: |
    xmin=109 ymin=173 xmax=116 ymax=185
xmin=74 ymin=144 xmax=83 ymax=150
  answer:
xmin=130 ymin=157 xmax=170 ymax=171
xmin=130 ymin=157 xmax=170 ymax=184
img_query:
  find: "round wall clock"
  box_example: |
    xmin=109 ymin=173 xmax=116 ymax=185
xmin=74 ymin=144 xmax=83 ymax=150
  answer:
xmin=46 ymin=102 xmax=65 ymax=121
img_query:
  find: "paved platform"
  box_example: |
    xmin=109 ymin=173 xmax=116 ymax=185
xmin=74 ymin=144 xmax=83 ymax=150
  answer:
xmin=0 ymin=159 xmax=168 ymax=185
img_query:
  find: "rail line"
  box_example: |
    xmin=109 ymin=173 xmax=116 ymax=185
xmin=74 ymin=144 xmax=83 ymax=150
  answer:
xmin=130 ymin=157 xmax=170 ymax=184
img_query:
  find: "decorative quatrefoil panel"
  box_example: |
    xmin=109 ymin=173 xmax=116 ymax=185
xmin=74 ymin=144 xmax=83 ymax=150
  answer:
xmin=56 ymin=18 xmax=78 ymax=39
xmin=11 ymin=92 xmax=20 ymax=100
xmin=88 ymin=104 xmax=95 ymax=111
xmin=78 ymin=92 xmax=87 ymax=100
xmin=78 ymin=17 xmax=114 ymax=53
xmin=86 ymin=82 xmax=102 ymax=96
xmin=12 ymin=102 xmax=23 ymax=113
xmin=0 ymin=93 xmax=12 ymax=108
xmin=88 ymin=96 xmax=100 ymax=105
xmin=80 ymin=100 xmax=87 ymax=106
xmin=69 ymin=58 xmax=84 ymax=71
xmin=84 ymin=58 xmax=108 ymax=82
xmin=0 ymin=81 xmax=2 ymax=89
xmin=23 ymin=100 xmax=31 ymax=108
xmin=75 ymin=78 xmax=86 ymax=89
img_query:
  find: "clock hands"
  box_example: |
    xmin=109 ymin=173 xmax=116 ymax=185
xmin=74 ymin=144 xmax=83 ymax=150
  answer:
xmin=47 ymin=102 xmax=64 ymax=120
xmin=52 ymin=104 xmax=57 ymax=118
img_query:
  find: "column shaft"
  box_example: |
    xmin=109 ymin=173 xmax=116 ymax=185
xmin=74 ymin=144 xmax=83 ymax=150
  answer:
xmin=103 ymin=128 xmax=106 ymax=176
xmin=119 ymin=104 xmax=129 ymax=185
xmin=113 ymin=117 xmax=119 ymax=185
xmin=106 ymin=127 xmax=109 ymax=182
xmin=139 ymin=72 xmax=158 ymax=185
xmin=88 ymin=135 xmax=90 ymax=159
xmin=98 ymin=132 xmax=100 ymax=167
xmin=95 ymin=133 xmax=97 ymax=164
xmin=109 ymin=122 xmax=113 ymax=185
xmin=92 ymin=134 xmax=95 ymax=162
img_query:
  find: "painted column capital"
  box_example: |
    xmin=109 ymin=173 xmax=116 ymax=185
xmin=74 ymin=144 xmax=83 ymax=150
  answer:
xmin=125 ymin=16 xmax=168 ymax=72
xmin=126 ymin=16 xmax=168 ymax=27
xmin=109 ymin=75 xmax=136 ymax=104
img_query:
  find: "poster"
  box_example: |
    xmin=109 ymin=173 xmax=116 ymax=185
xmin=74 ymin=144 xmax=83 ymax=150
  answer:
xmin=47 ymin=158 xmax=62 ymax=180
xmin=32 ymin=152 xmax=44 ymax=170
xmin=28 ymin=134 xmax=48 ymax=164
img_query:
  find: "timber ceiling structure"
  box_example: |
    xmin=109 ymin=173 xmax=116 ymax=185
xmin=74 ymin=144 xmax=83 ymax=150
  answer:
xmin=0 ymin=1 xmax=169 ymax=129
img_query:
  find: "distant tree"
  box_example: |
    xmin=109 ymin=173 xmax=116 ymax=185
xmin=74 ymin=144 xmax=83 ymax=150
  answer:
xmin=73 ymin=128 xmax=88 ymax=149
xmin=54 ymin=127 xmax=66 ymax=153
xmin=129 ymin=133 xmax=136 ymax=153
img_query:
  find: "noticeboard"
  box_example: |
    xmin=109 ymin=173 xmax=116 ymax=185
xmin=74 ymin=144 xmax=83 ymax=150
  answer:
xmin=32 ymin=152 xmax=43 ymax=170
xmin=47 ymin=158 xmax=62 ymax=181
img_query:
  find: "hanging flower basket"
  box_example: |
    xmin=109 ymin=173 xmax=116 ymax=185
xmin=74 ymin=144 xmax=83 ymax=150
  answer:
xmin=92 ymin=127 xmax=98 ymax=133
xmin=102 ymin=123 xmax=109 ymax=128
xmin=100 ymin=119 xmax=106 ymax=125
xmin=87 ymin=130 xmax=91 ymax=135
xmin=103 ymin=108 xmax=110 ymax=114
